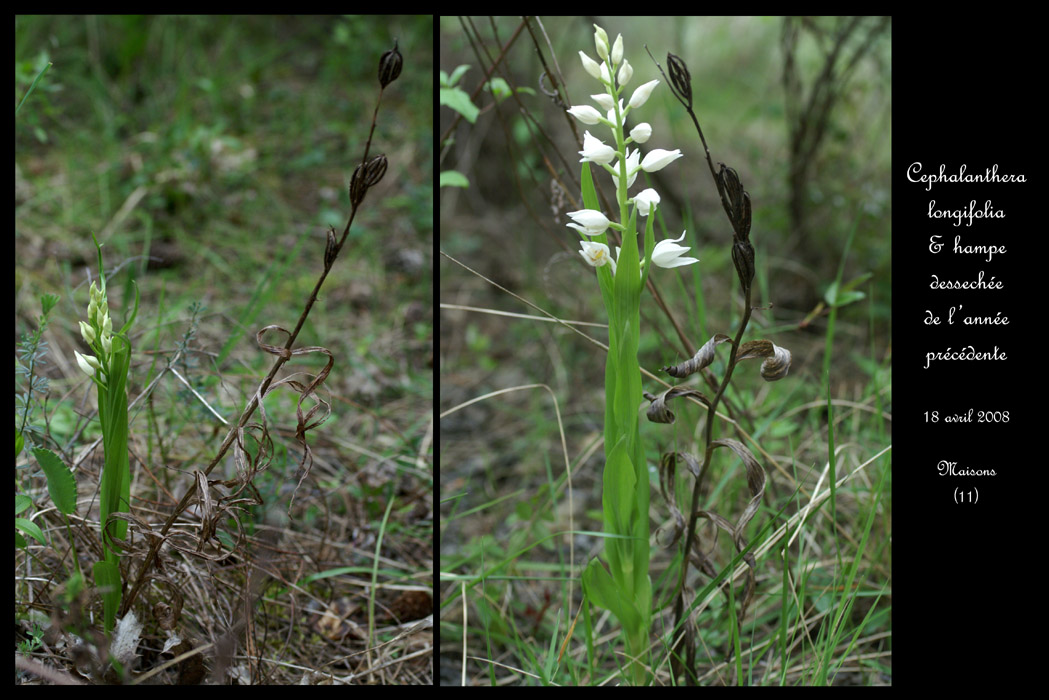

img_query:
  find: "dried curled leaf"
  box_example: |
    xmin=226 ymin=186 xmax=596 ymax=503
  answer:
xmin=644 ymin=386 xmax=711 ymax=424
xmin=688 ymin=438 xmax=767 ymax=619
xmin=655 ymin=452 xmax=690 ymax=548
xmin=255 ymin=325 xmax=335 ymax=513
xmin=735 ymin=339 xmax=792 ymax=381
xmin=663 ymin=333 xmax=732 ymax=378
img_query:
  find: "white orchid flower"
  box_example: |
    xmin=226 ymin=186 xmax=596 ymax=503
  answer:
xmin=651 ymin=231 xmax=700 ymax=269
xmin=578 ymin=131 xmax=616 ymax=164
xmin=641 ymin=148 xmax=683 ymax=172
xmin=579 ymin=240 xmax=616 ymax=275
xmin=633 ymin=188 xmax=660 ymax=216
xmin=566 ymin=209 xmax=611 ymax=236
xmin=567 ymin=105 xmax=603 ymax=125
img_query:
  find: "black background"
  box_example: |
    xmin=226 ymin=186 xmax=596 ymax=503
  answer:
xmin=893 ymin=16 xmax=1035 ymax=683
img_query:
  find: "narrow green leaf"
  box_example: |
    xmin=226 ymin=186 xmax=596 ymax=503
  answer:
xmin=15 ymin=60 xmax=52 ymax=115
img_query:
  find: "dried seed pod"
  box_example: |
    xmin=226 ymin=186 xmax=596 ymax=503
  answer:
xmin=718 ymin=164 xmax=751 ymax=240
xmin=666 ymin=52 xmax=692 ymax=109
xmin=324 ymin=226 xmax=338 ymax=269
xmin=732 ymin=238 xmax=756 ymax=294
xmin=379 ymin=40 xmax=402 ymax=88
xmin=363 ymin=153 xmax=388 ymax=186
xmin=349 ymin=162 xmax=368 ymax=207
xmin=349 ymin=154 xmax=388 ymax=208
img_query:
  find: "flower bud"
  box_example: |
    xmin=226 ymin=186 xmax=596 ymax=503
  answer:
xmin=618 ymin=59 xmax=633 ymax=87
xmin=75 ymin=350 xmax=101 ymax=377
xmin=378 ymin=40 xmax=402 ymax=88
xmin=101 ymin=333 xmax=112 ymax=356
xmin=579 ymin=51 xmax=603 ymax=81
xmin=633 ymin=188 xmax=660 ymax=216
xmin=628 ymin=79 xmax=660 ymax=109
xmin=590 ymin=93 xmax=615 ymax=112
xmin=593 ymin=25 xmax=609 ymax=60
xmin=629 ymin=122 xmax=652 ymax=144
xmin=101 ymin=312 xmax=112 ymax=336
xmin=79 ymin=321 xmax=96 ymax=345
xmin=567 ymin=105 xmax=603 ymax=125
xmin=611 ymin=34 xmax=623 ymax=66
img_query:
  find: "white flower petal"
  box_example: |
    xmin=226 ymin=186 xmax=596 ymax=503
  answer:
xmin=567 ymin=105 xmax=603 ymax=125
xmin=566 ymin=209 xmax=611 ymax=235
xmin=628 ymin=79 xmax=660 ymax=109
xmin=579 ymin=51 xmax=603 ymax=80
xmin=579 ymin=240 xmax=616 ymax=275
xmin=651 ymin=230 xmax=700 ymax=269
xmin=578 ymin=131 xmax=616 ymax=164
xmin=75 ymin=350 xmax=100 ymax=377
xmin=640 ymin=148 xmax=683 ymax=172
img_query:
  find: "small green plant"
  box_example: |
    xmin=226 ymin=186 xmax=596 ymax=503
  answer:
xmin=15 ymin=292 xmax=62 ymax=549
xmin=73 ymin=232 xmax=139 ymax=635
